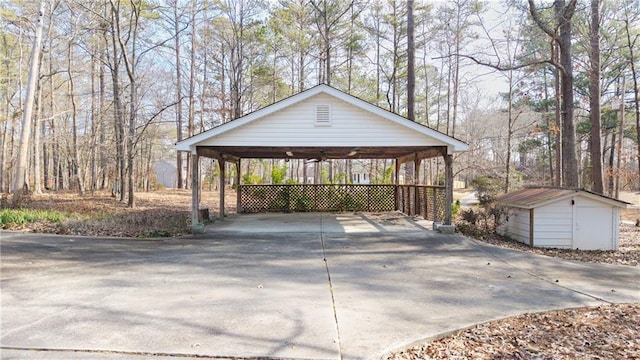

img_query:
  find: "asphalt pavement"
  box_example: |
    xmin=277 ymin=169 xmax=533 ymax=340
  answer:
xmin=2 ymin=213 xmax=639 ymax=360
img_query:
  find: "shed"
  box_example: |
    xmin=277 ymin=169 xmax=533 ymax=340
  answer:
xmin=496 ymin=187 xmax=629 ymax=250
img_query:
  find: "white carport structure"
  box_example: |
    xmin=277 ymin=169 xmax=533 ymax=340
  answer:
xmin=176 ymin=84 xmax=468 ymax=230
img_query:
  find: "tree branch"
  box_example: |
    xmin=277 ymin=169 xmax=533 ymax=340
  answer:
xmin=432 ymin=53 xmax=562 ymax=73
xmin=133 ymin=98 xmax=182 ymax=146
xmin=527 ymin=0 xmax=555 ymax=38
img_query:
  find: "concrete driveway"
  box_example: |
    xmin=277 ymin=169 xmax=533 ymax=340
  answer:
xmin=2 ymin=213 xmax=639 ymax=360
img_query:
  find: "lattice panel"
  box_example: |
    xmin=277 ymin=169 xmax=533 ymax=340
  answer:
xmin=397 ymin=185 xmax=446 ymax=221
xmin=239 ymin=185 xmax=395 ymax=213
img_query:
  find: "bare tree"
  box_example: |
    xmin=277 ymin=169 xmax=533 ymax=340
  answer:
xmin=407 ymin=0 xmax=415 ymax=121
xmin=173 ymin=0 xmax=185 ymax=189
xmin=310 ymin=0 xmax=354 ymax=86
xmin=620 ymin=1 xmax=640 ymax=189
xmin=12 ymin=0 xmax=45 ymax=207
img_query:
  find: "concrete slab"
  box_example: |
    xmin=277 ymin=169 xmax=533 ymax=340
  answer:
xmin=2 ymin=213 xmax=639 ymax=360
xmin=211 ymin=212 xmax=433 ymax=234
xmin=1 ymin=231 xmax=339 ymax=360
xmin=323 ymin=232 xmax=640 ymax=359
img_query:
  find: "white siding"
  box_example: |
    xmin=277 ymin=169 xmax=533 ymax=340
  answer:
xmin=200 ymin=94 xmax=448 ymax=147
xmin=499 ymin=191 xmax=622 ymax=251
xmin=574 ymin=196 xmax=617 ymax=250
xmin=499 ymin=208 xmax=530 ymax=245
xmin=533 ymin=202 xmax=573 ymax=248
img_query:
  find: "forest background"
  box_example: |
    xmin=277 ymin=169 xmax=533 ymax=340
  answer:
xmin=1 ymin=0 xmax=639 ymax=208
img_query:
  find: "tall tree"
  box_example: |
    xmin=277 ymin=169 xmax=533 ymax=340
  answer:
xmin=407 ymin=0 xmax=415 ymax=121
xmin=588 ymin=0 xmax=603 ymax=193
xmin=528 ymin=0 xmax=579 ymax=187
xmin=310 ymin=0 xmax=354 ymax=86
xmin=12 ymin=0 xmax=45 ymax=207
xmin=173 ymin=0 xmax=185 ymax=189
xmin=620 ymin=0 xmax=640 ymax=188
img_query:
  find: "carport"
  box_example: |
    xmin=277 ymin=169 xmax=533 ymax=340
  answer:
xmin=175 ymin=84 xmax=468 ymax=230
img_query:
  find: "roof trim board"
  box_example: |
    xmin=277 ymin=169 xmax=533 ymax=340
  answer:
xmin=496 ymin=187 xmax=629 ymax=209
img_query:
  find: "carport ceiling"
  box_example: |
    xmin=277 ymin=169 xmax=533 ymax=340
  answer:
xmin=196 ymin=145 xmax=447 ymax=162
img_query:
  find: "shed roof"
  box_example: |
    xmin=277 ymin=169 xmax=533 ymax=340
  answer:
xmin=496 ymin=187 xmax=629 ymax=209
xmin=175 ymin=84 xmax=468 ymax=161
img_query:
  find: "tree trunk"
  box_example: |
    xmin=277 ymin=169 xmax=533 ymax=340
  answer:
xmin=407 ymin=0 xmax=415 ymax=121
xmin=528 ymin=0 xmax=578 ymax=187
xmin=12 ymin=0 xmax=45 ymax=207
xmin=553 ymin=45 xmax=562 ymax=186
xmin=588 ymin=0 xmax=603 ymax=194
xmin=68 ymin=34 xmax=84 ymax=195
xmin=108 ymin=1 xmax=126 ymax=201
xmin=186 ymin=0 xmax=197 ymax=187
xmin=506 ymin=71 xmax=514 ymax=193
xmin=174 ymin=1 xmax=184 ymax=189
xmin=622 ymin=15 xmax=640 ymax=189
xmin=616 ymin=77 xmax=626 ymax=198
xmin=33 ymin=73 xmax=43 ymax=195
xmin=557 ymin=0 xmax=579 ymax=187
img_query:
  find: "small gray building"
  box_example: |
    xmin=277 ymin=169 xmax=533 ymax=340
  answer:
xmin=153 ymin=160 xmax=178 ymax=189
xmin=496 ymin=187 xmax=629 ymax=251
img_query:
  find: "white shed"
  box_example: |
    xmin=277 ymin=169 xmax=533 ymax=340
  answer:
xmin=496 ymin=187 xmax=629 ymax=251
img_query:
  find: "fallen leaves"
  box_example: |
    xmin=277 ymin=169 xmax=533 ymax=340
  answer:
xmin=5 ymin=189 xmax=229 ymax=237
xmin=473 ymin=223 xmax=640 ymax=267
xmin=387 ymin=303 xmax=640 ymax=360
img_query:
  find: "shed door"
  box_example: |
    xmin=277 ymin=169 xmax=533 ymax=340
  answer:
xmin=574 ymin=206 xmax=612 ymax=250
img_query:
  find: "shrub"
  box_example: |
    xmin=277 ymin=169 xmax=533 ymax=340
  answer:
xmin=470 ymin=176 xmax=503 ymax=206
xmin=457 ymin=176 xmax=508 ymax=237
xmin=271 ymin=163 xmax=288 ymax=184
xmin=452 ymin=199 xmax=461 ymax=218
xmin=242 ymin=174 xmax=263 ymax=185
xmin=0 ymin=208 xmax=68 ymax=229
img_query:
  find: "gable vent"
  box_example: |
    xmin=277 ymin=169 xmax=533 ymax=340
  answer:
xmin=315 ymin=104 xmax=331 ymax=126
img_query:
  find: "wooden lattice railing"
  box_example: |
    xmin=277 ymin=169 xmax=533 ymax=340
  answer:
xmin=239 ymin=184 xmax=395 ymax=213
xmin=239 ymin=184 xmax=446 ymax=220
xmin=397 ymin=185 xmax=446 ymax=222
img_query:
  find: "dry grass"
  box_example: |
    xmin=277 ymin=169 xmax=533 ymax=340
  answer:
xmin=4 ymin=189 xmax=235 ymax=237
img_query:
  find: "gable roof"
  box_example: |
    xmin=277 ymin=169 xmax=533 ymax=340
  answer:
xmin=496 ymin=187 xmax=629 ymax=209
xmin=175 ymin=84 xmax=468 ymax=155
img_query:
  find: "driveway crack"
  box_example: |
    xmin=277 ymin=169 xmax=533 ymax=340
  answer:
xmin=319 ymin=214 xmax=343 ymax=360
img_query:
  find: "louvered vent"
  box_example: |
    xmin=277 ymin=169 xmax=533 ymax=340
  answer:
xmin=315 ymin=104 xmax=331 ymax=126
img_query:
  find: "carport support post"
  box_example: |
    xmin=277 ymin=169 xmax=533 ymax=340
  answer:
xmin=191 ymin=153 xmax=201 ymax=231
xmin=219 ymin=158 xmax=226 ymax=221
xmin=236 ymin=160 xmax=242 ymax=213
xmin=414 ymin=159 xmax=421 ymax=215
xmin=444 ymin=154 xmax=453 ymax=225
xmin=394 ymin=159 xmax=400 ymax=210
